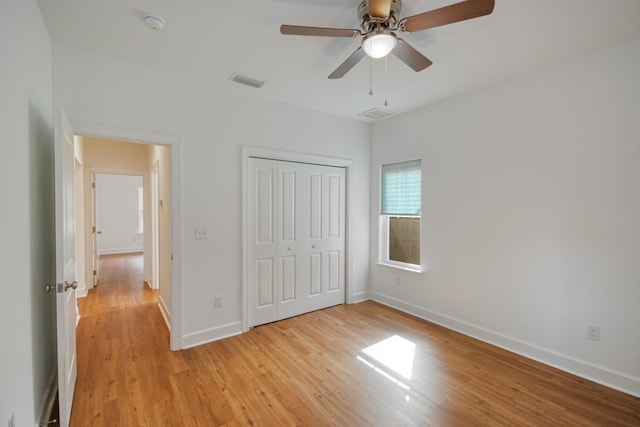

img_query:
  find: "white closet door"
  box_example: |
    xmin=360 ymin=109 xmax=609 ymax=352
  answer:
xmin=299 ymin=164 xmax=346 ymax=314
xmin=277 ymin=161 xmax=306 ymax=320
xmin=248 ymin=158 xmax=279 ymax=326
xmin=248 ymin=158 xmax=346 ymax=327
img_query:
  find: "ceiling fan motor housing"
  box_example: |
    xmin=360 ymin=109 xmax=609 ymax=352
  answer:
xmin=358 ymin=0 xmax=401 ymax=31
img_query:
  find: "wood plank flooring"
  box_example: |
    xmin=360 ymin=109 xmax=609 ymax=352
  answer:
xmin=73 ymin=253 xmax=640 ymax=426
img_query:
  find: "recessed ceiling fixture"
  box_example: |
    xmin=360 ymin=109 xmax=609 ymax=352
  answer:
xmin=229 ymin=73 xmax=265 ymax=89
xmin=143 ymin=15 xmax=165 ymax=31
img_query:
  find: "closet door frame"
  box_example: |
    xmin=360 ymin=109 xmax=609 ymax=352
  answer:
xmin=241 ymin=146 xmax=354 ymax=332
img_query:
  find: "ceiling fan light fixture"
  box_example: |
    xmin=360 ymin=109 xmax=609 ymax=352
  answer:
xmin=362 ymin=30 xmax=397 ymax=58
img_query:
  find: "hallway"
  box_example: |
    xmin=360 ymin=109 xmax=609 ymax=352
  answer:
xmin=73 ymin=253 xmax=176 ymax=426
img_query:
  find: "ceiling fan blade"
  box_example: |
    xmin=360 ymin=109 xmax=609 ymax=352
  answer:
xmin=280 ymin=25 xmax=360 ymax=37
xmin=392 ymin=39 xmax=432 ymax=72
xmin=368 ymin=0 xmax=392 ymax=19
xmin=328 ymin=48 xmax=366 ymax=79
xmin=399 ymin=0 xmax=495 ymax=33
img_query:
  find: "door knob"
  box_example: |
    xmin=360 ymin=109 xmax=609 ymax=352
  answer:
xmin=44 ymin=284 xmax=55 ymax=293
xmin=64 ymin=281 xmax=78 ymax=291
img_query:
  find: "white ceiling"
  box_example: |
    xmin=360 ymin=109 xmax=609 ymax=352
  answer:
xmin=37 ymin=0 xmax=640 ymax=122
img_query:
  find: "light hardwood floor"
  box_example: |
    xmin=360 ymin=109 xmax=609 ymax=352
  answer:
xmin=73 ymin=253 xmax=640 ymax=426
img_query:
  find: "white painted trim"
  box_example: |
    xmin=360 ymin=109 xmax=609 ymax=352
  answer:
xmin=36 ymin=369 xmax=58 ymax=426
xmin=89 ymin=167 xmax=146 ymax=176
xmin=73 ymin=122 xmax=184 ymax=350
xmin=158 ymin=296 xmax=171 ymax=332
xmin=99 ymin=248 xmax=144 ymax=256
xmin=371 ymin=291 xmax=640 ymax=398
xmin=182 ymin=321 xmax=244 ymax=349
xmin=76 ymin=281 xmax=88 ymax=298
xmin=352 ymin=291 xmax=371 ymax=303
xmin=241 ymin=146 xmax=354 ymax=332
xmin=374 ymin=262 xmax=425 ymax=278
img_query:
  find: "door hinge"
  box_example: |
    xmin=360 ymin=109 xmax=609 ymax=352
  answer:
xmin=93 ymin=270 xmax=97 ymax=276
xmin=92 ymin=226 xmax=96 ymax=233
xmin=92 ymin=182 xmax=96 ymax=188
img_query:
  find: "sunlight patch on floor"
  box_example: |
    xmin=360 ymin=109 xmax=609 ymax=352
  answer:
xmin=356 ymin=334 xmax=417 ymax=400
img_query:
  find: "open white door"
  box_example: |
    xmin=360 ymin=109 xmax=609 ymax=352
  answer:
xmin=55 ymin=109 xmax=77 ymax=427
xmin=151 ymin=165 xmax=160 ymax=289
xmin=91 ymin=173 xmax=100 ymax=286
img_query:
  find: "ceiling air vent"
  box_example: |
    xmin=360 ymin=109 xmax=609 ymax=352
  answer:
xmin=229 ymin=73 xmax=265 ymax=89
xmin=358 ymin=107 xmax=395 ymax=120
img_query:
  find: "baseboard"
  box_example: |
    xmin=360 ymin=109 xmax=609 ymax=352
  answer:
xmin=371 ymin=291 xmax=640 ymax=398
xmin=352 ymin=290 xmax=371 ymax=304
xmin=99 ymin=248 xmax=144 ymax=256
xmin=76 ymin=282 xmax=88 ymax=298
xmin=146 ymin=275 xmax=157 ymax=290
xmin=158 ymin=296 xmax=171 ymax=332
xmin=182 ymin=321 xmax=243 ymax=349
xmin=36 ymin=369 xmax=57 ymax=426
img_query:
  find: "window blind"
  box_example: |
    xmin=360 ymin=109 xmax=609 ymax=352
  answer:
xmin=381 ymin=159 xmax=421 ymax=216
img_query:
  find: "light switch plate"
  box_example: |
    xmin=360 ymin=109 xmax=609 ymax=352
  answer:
xmin=194 ymin=227 xmax=209 ymax=240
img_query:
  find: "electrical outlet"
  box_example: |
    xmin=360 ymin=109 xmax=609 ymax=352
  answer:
xmin=214 ymin=296 xmax=223 ymax=308
xmin=8 ymin=413 xmax=15 ymax=427
xmin=194 ymin=226 xmax=209 ymax=240
xmin=587 ymin=325 xmax=600 ymax=341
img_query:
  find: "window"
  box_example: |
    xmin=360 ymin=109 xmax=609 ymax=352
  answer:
xmin=380 ymin=159 xmax=421 ymax=270
xmin=137 ymin=186 xmax=144 ymax=234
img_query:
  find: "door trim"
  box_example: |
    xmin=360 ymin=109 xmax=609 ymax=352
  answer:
xmin=73 ymin=122 xmax=184 ymax=351
xmin=241 ymin=146 xmax=354 ymax=332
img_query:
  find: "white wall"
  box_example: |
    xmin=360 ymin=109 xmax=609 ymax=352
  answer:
xmin=370 ymin=37 xmax=640 ymax=396
xmin=52 ymin=45 xmax=371 ymax=346
xmin=95 ymin=174 xmax=144 ymax=255
xmin=0 ymin=0 xmax=56 ymax=425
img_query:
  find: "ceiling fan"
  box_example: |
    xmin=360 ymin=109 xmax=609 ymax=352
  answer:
xmin=281 ymin=0 xmax=495 ymax=79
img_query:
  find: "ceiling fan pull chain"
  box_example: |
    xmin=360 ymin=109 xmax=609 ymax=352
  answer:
xmin=384 ymin=55 xmax=389 ymax=106
xmin=369 ymin=55 xmax=373 ymax=96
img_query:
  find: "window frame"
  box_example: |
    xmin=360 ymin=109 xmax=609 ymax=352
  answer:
xmin=378 ymin=160 xmax=423 ymax=273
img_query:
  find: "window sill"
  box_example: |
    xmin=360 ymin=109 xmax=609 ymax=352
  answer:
xmin=375 ymin=262 xmax=425 ymax=278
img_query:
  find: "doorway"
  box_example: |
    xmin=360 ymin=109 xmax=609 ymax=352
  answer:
xmin=93 ymin=173 xmax=144 ymax=259
xmin=76 ymin=137 xmax=171 ymax=329
xmin=70 ymin=125 xmax=181 ymax=351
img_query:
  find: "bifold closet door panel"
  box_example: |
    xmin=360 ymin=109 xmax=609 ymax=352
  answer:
xmin=276 ymin=161 xmax=307 ymax=320
xmin=303 ymin=164 xmax=346 ymax=312
xmin=248 ymin=157 xmax=279 ymax=326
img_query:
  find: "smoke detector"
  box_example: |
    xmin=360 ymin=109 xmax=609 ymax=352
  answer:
xmin=143 ymin=15 xmax=165 ymax=31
